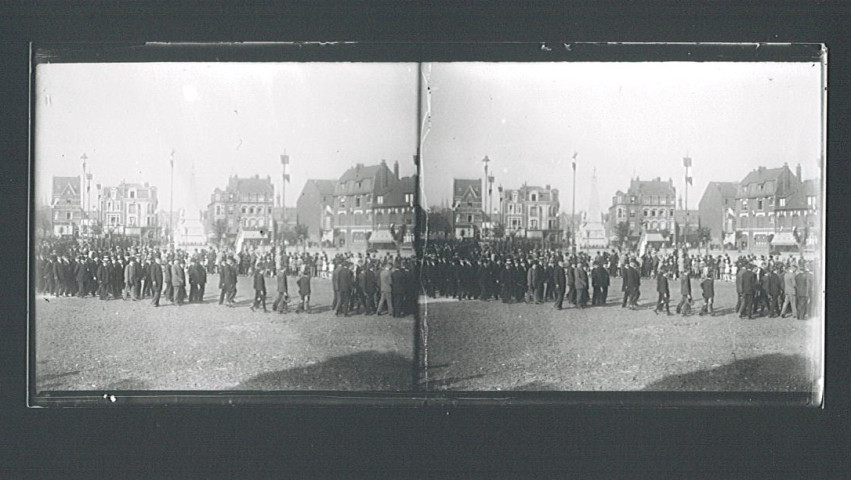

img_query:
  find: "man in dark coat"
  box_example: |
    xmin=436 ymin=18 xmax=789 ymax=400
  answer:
xmin=335 ymin=262 xmax=354 ymax=317
xmin=111 ymin=258 xmax=123 ymax=299
xmin=735 ymin=262 xmax=745 ymax=315
xmin=162 ymin=257 xmax=173 ymax=303
xmin=767 ymin=267 xmax=783 ymax=317
xmin=795 ymin=266 xmax=810 ymax=320
xmin=566 ymin=261 xmax=576 ymax=306
xmin=575 ymin=262 xmax=589 ymax=308
xmin=740 ymin=264 xmax=757 ymax=319
xmin=677 ymin=270 xmax=692 ymax=316
xmin=188 ymin=258 xmax=207 ymax=303
xmin=272 ymin=267 xmax=289 ymax=314
xmin=172 ymin=259 xmax=187 ymax=306
xmin=331 ymin=260 xmax=342 ymax=312
xmin=391 ymin=262 xmax=406 ymax=316
xmin=553 ymin=257 xmax=566 ymax=310
xmin=296 ymin=267 xmax=311 ymax=313
xmin=250 ymin=267 xmax=268 ymax=312
xmin=654 ymin=269 xmax=671 ymax=315
xmin=141 ymin=258 xmax=153 ymax=298
xmin=622 ymin=261 xmax=641 ymax=309
xmin=500 ymin=261 xmax=514 ymax=304
xmin=150 ymin=256 xmax=163 ymax=307
xmin=75 ymin=256 xmax=89 ymax=297
xmin=359 ymin=264 xmax=376 ymax=315
xmin=97 ymin=258 xmax=111 ymax=301
xmin=699 ymin=271 xmax=715 ymax=316
xmin=591 ymin=262 xmax=610 ymax=306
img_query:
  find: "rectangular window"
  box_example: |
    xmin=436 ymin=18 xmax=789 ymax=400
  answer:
xmin=405 ymin=193 xmax=413 ymax=204
xmin=467 ymin=214 xmax=472 ymax=223
xmin=376 ymin=196 xmax=384 ymax=205
xmin=65 ymin=212 xmax=71 ymax=220
xmin=779 ymin=198 xmax=786 ymax=207
xmin=355 ymin=197 xmax=361 ymax=208
xmin=757 ymin=199 xmax=763 ymax=210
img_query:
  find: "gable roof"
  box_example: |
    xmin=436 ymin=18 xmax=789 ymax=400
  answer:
xmin=708 ymin=181 xmax=739 ymax=199
xmin=739 ymin=166 xmax=789 ymax=186
xmin=453 ymin=179 xmax=481 ymax=199
xmin=52 ymin=176 xmax=80 ymax=197
xmin=227 ymin=175 xmax=274 ymax=195
xmin=339 ymin=164 xmax=385 ymax=184
xmin=376 ymin=176 xmax=415 ymax=206
xmin=628 ymin=178 xmax=675 ymax=197
xmin=309 ymin=179 xmax=337 ymax=196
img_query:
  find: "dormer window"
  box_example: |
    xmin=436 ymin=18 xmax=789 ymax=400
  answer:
xmin=376 ymin=195 xmax=384 ymax=205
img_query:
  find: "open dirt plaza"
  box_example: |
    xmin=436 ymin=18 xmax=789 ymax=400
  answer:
xmin=34 ymin=275 xmax=415 ymax=392
xmin=420 ymin=278 xmax=820 ymax=393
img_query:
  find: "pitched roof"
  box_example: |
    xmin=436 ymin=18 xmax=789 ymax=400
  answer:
xmin=376 ymin=176 xmax=415 ymax=206
xmin=628 ymin=178 xmax=675 ymax=197
xmin=52 ymin=176 xmax=80 ymax=197
xmin=708 ymin=181 xmax=739 ymax=199
xmin=739 ymin=166 xmax=789 ymax=186
xmin=453 ymin=179 xmax=481 ymax=198
xmin=339 ymin=164 xmax=384 ymax=184
xmin=227 ymin=175 xmax=274 ymax=195
xmin=308 ymin=179 xmax=336 ymax=196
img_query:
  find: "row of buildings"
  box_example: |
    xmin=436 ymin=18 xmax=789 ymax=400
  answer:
xmin=50 ymin=176 xmax=160 ymax=242
xmin=447 ymin=162 xmax=820 ymax=254
xmin=294 ymin=159 xmax=416 ymax=250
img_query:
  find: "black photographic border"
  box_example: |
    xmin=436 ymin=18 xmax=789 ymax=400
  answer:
xmin=3 ymin=2 xmax=850 ymax=476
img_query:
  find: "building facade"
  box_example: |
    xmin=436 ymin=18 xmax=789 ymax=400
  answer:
xmin=51 ymin=176 xmax=85 ymax=237
xmin=500 ymin=184 xmax=560 ymax=241
xmin=766 ymin=177 xmax=819 ymax=251
xmin=453 ymin=179 xmax=483 ymax=239
xmin=98 ymin=181 xmax=159 ymax=241
xmin=206 ymin=175 xmax=275 ymax=247
xmin=332 ymin=160 xmax=398 ymax=249
xmin=296 ymin=179 xmax=336 ymax=245
xmin=698 ymin=181 xmax=738 ymax=247
xmin=608 ymin=177 xmax=677 ymax=244
xmin=370 ymin=175 xmax=415 ymax=247
xmin=734 ymin=164 xmax=801 ymax=252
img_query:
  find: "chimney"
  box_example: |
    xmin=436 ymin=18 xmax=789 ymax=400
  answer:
xmin=394 ymin=160 xmax=399 ymax=180
xmin=545 ymin=184 xmax=550 ymax=190
xmin=254 ymin=174 xmax=259 ymax=179
xmin=796 ymin=163 xmax=802 ymax=182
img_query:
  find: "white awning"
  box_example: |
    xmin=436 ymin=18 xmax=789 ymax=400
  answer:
xmin=240 ymin=230 xmax=267 ymax=240
xmin=771 ymin=231 xmax=797 ymax=246
xmin=643 ymin=232 xmax=666 ymax=243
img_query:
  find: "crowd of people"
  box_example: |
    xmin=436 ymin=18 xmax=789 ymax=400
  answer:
xmin=34 ymin=238 xmax=416 ymax=319
xmin=419 ymin=238 xmax=816 ymax=320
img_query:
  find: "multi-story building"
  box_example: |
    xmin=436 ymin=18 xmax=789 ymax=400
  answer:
xmin=734 ymin=163 xmax=802 ymax=252
xmin=698 ymin=181 xmax=739 ymax=247
xmin=51 ymin=176 xmax=84 ymax=237
xmin=370 ymin=175 xmax=415 ymax=247
xmin=206 ymin=175 xmax=275 ymax=247
xmin=296 ymin=179 xmax=336 ymax=245
xmin=500 ymin=184 xmax=560 ymax=241
xmin=98 ymin=181 xmax=159 ymax=241
xmin=769 ymin=177 xmax=819 ymax=251
xmin=452 ymin=179 xmax=483 ymax=239
xmin=608 ymin=177 xmax=677 ymax=243
xmin=332 ymin=160 xmax=398 ymax=249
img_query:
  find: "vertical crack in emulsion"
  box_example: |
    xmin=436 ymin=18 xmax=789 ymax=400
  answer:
xmin=418 ymin=63 xmax=433 ymax=389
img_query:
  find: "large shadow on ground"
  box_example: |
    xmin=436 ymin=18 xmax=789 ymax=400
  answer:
xmin=234 ymin=350 xmax=413 ymax=391
xmin=642 ymin=353 xmax=812 ymax=392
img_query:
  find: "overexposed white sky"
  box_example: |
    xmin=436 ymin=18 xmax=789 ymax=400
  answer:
xmin=35 ymin=62 xmax=419 ymax=214
xmin=420 ymin=62 xmax=824 ymax=213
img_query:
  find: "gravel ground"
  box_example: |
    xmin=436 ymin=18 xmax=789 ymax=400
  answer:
xmin=34 ymin=275 xmax=414 ymax=392
xmin=420 ymin=279 xmax=820 ymax=392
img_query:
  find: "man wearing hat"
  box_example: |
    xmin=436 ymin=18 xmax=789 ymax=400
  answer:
xmin=781 ymin=263 xmax=798 ymax=318
xmin=591 ymin=260 xmax=610 ymax=306
xmin=377 ymin=261 xmax=394 ymax=316
xmin=172 ymin=258 xmax=187 ymax=306
xmin=740 ymin=263 xmax=757 ymax=319
xmin=552 ymin=257 xmax=566 ymax=310
xmin=150 ymin=256 xmax=163 ymax=307
xmin=622 ymin=260 xmax=640 ymax=309
xmin=97 ymin=256 xmax=111 ymax=301
xmin=335 ymin=261 xmax=354 ymax=317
